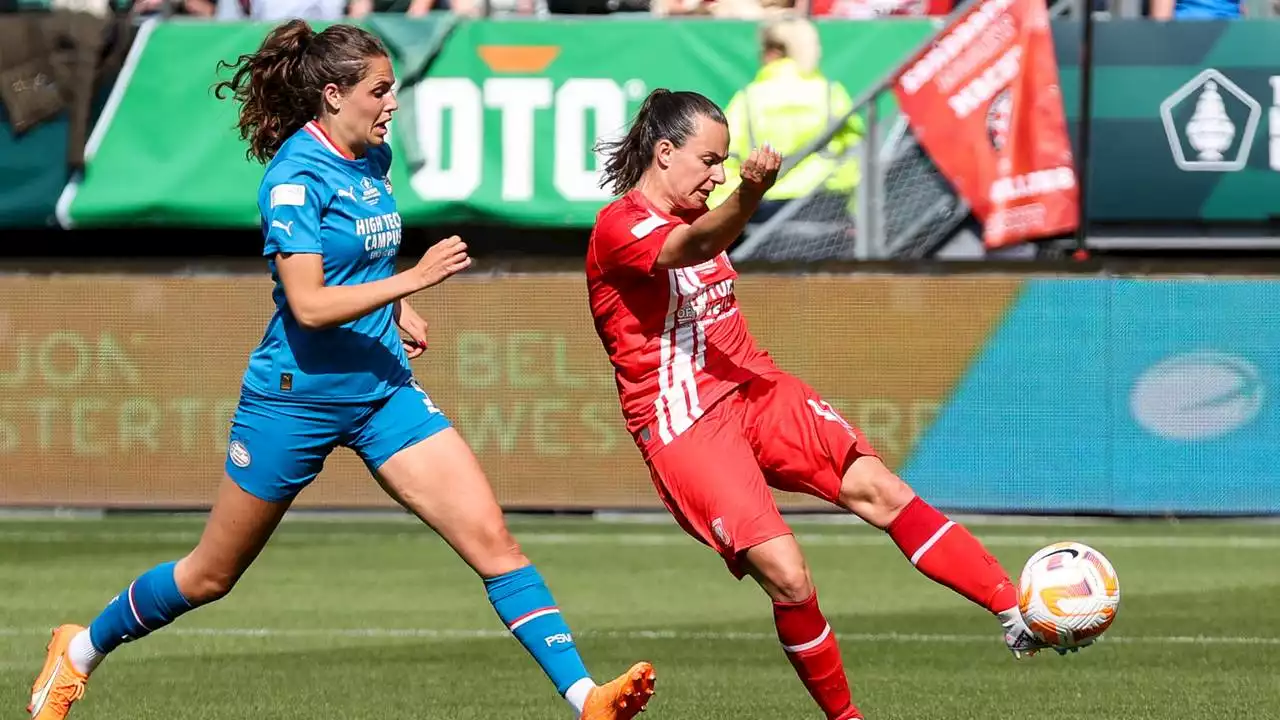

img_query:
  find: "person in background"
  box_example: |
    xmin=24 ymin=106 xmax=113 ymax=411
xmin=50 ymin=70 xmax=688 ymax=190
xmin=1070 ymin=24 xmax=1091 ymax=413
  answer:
xmin=707 ymin=17 xmax=863 ymax=226
xmin=651 ymin=0 xmax=796 ymax=18
xmin=347 ymin=0 xmax=436 ymax=17
xmin=347 ymin=0 xmax=488 ymax=19
xmin=804 ymin=0 xmax=952 ymax=20
xmin=131 ymin=0 xmax=217 ymax=17
xmin=214 ymin=0 xmax=346 ymax=21
xmin=1150 ymin=0 xmax=1240 ymax=19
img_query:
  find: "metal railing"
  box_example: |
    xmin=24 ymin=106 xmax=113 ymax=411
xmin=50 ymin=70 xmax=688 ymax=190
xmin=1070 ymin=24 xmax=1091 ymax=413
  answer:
xmin=729 ymin=2 xmax=993 ymax=262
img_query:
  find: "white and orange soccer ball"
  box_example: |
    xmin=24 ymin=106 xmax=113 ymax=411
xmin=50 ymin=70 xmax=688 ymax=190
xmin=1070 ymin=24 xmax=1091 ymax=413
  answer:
xmin=1017 ymin=542 xmax=1120 ymax=650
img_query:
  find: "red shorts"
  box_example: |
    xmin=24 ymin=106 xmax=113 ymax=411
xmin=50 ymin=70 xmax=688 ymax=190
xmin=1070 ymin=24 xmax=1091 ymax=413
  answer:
xmin=646 ymin=371 xmax=880 ymax=578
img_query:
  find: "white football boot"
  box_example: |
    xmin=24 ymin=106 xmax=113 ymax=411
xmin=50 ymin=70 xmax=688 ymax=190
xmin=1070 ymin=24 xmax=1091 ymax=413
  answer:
xmin=998 ymin=607 xmax=1051 ymax=658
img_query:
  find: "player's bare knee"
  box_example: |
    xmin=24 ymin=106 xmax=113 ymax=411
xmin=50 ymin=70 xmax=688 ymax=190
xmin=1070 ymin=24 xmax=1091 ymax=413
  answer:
xmin=174 ymin=556 xmax=240 ymax=605
xmin=838 ymin=461 xmax=915 ymax=529
xmin=745 ymin=550 xmax=814 ymax=603
xmin=743 ymin=535 xmax=814 ymax=602
xmin=764 ymin=563 xmax=814 ymax=604
xmin=467 ymin=519 xmax=527 ymax=576
xmin=486 ymin=525 xmax=524 ymax=562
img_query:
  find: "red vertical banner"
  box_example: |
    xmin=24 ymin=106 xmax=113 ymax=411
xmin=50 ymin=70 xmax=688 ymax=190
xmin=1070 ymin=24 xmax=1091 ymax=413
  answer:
xmin=893 ymin=0 xmax=1079 ymax=248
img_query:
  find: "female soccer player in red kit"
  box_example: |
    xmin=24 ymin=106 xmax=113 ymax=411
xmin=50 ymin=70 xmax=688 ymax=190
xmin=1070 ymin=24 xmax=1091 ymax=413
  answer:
xmin=586 ymin=89 xmax=1051 ymax=719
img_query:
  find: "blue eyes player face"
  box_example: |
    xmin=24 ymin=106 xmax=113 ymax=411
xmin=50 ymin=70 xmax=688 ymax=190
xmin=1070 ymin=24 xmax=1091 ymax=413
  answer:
xmin=324 ymin=54 xmax=398 ymax=155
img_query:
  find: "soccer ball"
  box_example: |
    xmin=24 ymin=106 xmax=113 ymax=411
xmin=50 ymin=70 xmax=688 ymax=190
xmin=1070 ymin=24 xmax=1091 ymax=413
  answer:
xmin=1017 ymin=541 xmax=1120 ymax=650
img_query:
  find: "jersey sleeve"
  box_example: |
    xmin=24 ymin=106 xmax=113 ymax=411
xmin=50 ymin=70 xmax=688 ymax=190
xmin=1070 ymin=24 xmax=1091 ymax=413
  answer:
xmin=593 ymin=205 xmax=676 ymax=277
xmin=259 ymin=164 xmax=325 ymax=257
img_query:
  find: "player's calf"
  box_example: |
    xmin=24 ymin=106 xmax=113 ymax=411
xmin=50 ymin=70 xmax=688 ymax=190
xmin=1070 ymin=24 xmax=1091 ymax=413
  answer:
xmin=837 ymin=460 xmax=1026 ymax=655
xmin=485 ymin=563 xmax=658 ymax=718
xmin=744 ymin=538 xmax=863 ymax=720
xmin=881 ymin=495 xmax=1018 ymax=614
xmin=81 ymin=560 xmax=196 ymax=673
xmin=773 ymin=590 xmax=863 ymax=720
xmin=485 ymin=564 xmax=592 ymax=706
xmin=883 ymin=493 xmax=1039 ymax=658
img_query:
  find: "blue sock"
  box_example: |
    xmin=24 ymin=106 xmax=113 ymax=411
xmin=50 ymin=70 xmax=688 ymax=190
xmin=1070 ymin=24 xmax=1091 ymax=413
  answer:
xmin=485 ymin=564 xmax=591 ymax=696
xmin=88 ymin=561 xmax=194 ymax=654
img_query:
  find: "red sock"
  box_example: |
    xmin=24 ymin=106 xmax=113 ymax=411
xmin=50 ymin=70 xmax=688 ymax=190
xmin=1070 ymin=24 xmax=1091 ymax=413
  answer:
xmin=773 ymin=590 xmax=861 ymax=720
xmin=886 ymin=496 xmax=1017 ymax=613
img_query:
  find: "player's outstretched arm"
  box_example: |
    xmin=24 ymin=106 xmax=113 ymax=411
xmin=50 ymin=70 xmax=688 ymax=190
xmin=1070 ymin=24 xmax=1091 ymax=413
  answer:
xmin=277 ymin=236 xmax=471 ymax=330
xmin=656 ymin=145 xmax=781 ymax=269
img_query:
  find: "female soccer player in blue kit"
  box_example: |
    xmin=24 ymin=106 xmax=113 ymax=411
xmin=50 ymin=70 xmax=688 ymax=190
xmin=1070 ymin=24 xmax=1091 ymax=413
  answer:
xmin=25 ymin=20 xmax=655 ymax=720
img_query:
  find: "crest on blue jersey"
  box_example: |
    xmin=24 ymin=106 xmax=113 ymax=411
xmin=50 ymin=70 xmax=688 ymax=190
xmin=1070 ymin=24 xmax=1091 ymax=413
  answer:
xmin=360 ymin=176 xmax=382 ymax=205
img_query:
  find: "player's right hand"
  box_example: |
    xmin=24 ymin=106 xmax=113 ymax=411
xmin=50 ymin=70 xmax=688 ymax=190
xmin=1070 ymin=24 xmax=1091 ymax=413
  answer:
xmin=415 ymin=235 xmax=472 ymax=289
xmin=739 ymin=144 xmax=782 ymax=197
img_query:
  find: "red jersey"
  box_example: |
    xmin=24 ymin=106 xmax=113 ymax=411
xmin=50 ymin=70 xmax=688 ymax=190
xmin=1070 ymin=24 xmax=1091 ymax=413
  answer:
xmin=586 ymin=190 xmax=778 ymax=458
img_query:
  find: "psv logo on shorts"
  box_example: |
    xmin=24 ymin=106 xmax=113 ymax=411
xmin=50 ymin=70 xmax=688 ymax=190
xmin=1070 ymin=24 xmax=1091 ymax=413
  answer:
xmin=710 ymin=517 xmax=732 ymax=549
xmin=228 ymin=440 xmax=251 ymax=469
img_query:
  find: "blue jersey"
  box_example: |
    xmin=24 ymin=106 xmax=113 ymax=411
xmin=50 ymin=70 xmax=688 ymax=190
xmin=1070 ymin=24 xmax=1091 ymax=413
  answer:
xmin=1176 ymin=0 xmax=1238 ymax=16
xmin=242 ymin=121 xmax=409 ymax=403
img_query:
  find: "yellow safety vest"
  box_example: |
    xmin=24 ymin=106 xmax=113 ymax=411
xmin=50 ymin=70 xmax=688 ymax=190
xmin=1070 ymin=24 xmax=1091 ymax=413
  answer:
xmin=710 ymin=58 xmax=865 ymax=207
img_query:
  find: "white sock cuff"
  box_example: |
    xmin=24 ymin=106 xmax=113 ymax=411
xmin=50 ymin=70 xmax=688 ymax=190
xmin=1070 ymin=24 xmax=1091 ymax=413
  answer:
xmin=67 ymin=629 xmax=105 ymax=675
xmin=565 ymin=677 xmax=595 ymax=717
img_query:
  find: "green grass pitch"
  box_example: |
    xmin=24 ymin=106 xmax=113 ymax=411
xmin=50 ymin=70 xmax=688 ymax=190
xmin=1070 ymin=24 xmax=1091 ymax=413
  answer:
xmin=2 ymin=515 xmax=1278 ymax=719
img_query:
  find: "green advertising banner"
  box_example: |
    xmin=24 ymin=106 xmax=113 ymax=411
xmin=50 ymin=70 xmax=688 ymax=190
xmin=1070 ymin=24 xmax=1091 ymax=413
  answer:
xmin=1055 ymin=20 xmax=1280 ymax=224
xmin=35 ymin=17 xmax=1280 ymax=230
xmin=60 ymin=16 xmax=934 ymax=228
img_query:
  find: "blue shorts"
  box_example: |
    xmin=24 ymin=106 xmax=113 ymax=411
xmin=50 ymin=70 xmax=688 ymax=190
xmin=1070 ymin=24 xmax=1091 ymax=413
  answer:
xmin=224 ymin=378 xmax=452 ymax=503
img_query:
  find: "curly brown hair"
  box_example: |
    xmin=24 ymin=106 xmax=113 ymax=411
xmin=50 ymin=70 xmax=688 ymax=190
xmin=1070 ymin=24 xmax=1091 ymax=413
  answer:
xmin=212 ymin=20 xmax=389 ymax=165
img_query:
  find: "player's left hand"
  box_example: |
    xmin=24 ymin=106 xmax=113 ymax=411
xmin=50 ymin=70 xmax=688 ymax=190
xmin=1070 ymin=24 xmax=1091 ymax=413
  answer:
xmin=395 ymin=300 xmax=430 ymax=359
xmin=738 ymin=144 xmax=783 ymax=197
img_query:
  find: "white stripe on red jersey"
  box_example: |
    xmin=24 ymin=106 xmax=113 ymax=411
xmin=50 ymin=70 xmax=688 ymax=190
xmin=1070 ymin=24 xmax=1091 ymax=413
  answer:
xmin=587 ymin=191 xmax=777 ymax=458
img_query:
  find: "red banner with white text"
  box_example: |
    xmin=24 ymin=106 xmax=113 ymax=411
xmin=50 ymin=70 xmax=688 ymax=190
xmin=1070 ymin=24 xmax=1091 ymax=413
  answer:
xmin=893 ymin=0 xmax=1078 ymax=248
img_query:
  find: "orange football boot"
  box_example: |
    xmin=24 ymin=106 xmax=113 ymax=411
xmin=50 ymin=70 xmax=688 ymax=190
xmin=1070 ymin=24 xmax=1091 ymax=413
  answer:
xmin=581 ymin=661 xmax=656 ymax=720
xmin=27 ymin=625 xmax=89 ymax=720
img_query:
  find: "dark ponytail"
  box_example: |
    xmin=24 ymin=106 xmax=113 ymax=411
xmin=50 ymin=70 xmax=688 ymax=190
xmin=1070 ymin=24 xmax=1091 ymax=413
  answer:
xmin=213 ymin=20 xmax=389 ymax=164
xmin=594 ymin=89 xmax=727 ymax=196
